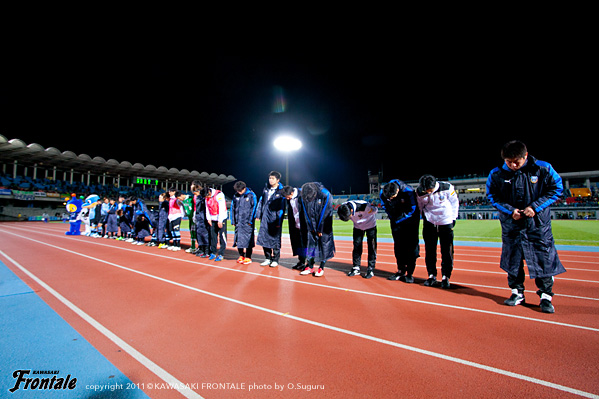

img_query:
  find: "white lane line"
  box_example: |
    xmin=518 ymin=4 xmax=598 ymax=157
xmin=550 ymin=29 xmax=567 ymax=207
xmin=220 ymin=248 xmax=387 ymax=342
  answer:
xmin=1 ymin=227 xmax=598 ymax=331
xmin=0 ymin=236 xmax=597 ymax=398
xmin=0 ymin=250 xmax=204 ymax=399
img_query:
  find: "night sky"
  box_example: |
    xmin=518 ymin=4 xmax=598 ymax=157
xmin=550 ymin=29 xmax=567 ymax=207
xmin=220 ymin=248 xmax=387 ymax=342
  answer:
xmin=2 ymin=51 xmax=595 ymax=195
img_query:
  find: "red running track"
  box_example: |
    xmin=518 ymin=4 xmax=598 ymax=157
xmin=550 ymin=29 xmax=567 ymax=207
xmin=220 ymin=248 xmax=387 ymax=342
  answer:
xmin=1 ymin=222 xmax=598 ymax=399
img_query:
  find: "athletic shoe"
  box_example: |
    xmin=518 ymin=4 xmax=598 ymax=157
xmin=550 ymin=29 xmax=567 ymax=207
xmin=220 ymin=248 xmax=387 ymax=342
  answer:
xmin=214 ymin=255 xmax=223 ymax=262
xmin=363 ymin=270 xmax=374 ymax=279
xmin=292 ymin=262 xmax=305 ymax=270
xmin=260 ymin=260 xmax=271 ymax=266
xmin=403 ymin=275 xmax=414 ymax=284
xmin=242 ymin=258 xmax=252 ymax=265
xmin=314 ymin=267 xmax=324 ymax=277
xmin=388 ymin=272 xmax=404 ymax=281
xmin=441 ymin=276 xmax=450 ymax=289
xmin=270 ymin=261 xmax=279 ymax=267
xmin=504 ymin=289 xmax=525 ymax=306
xmin=540 ymin=298 xmax=555 ymax=313
xmin=300 ymin=267 xmax=314 ymax=276
xmin=347 ymin=268 xmax=360 ymax=277
xmin=237 ymin=256 xmax=245 ymax=264
xmin=208 ymin=254 xmax=217 ymax=260
xmin=424 ymin=275 xmax=437 ymax=287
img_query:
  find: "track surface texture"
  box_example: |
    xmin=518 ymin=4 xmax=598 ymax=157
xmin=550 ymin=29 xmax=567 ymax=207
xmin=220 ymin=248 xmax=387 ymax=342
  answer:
xmin=1 ymin=222 xmax=598 ymax=399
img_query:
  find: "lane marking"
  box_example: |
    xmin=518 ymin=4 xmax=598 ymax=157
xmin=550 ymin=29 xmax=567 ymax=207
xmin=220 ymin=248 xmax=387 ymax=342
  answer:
xmin=0 ymin=250 xmax=204 ymax=399
xmin=1 ymin=239 xmax=598 ymax=398
xmin=2 ymin=228 xmax=598 ymax=330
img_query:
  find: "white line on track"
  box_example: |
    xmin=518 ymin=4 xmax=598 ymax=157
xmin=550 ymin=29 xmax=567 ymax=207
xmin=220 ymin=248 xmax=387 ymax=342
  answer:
xmin=2 ymin=226 xmax=599 ymax=327
xmin=0 ymin=231 xmax=597 ymax=399
xmin=0 ymin=249 xmax=204 ymax=399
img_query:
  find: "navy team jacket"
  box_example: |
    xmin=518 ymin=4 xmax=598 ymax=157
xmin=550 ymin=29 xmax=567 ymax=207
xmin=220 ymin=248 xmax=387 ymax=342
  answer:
xmin=486 ymin=155 xmax=566 ymax=278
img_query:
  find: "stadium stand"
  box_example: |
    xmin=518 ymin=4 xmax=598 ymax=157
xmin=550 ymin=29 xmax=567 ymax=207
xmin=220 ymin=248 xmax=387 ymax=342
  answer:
xmin=0 ymin=135 xmax=235 ymax=220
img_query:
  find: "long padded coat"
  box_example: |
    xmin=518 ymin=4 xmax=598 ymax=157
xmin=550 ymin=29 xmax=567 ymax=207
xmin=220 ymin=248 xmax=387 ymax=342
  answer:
xmin=193 ymin=194 xmax=209 ymax=246
xmin=301 ymin=183 xmax=335 ymax=262
xmin=287 ymin=188 xmax=307 ymax=258
xmin=256 ymin=182 xmax=286 ymax=249
xmin=231 ymin=188 xmax=257 ymax=249
xmin=486 ymin=155 xmax=566 ymax=279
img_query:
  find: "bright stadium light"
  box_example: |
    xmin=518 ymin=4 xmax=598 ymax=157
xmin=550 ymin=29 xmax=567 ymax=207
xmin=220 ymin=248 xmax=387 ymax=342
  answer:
xmin=274 ymin=135 xmax=302 ymax=185
xmin=274 ymin=135 xmax=302 ymax=152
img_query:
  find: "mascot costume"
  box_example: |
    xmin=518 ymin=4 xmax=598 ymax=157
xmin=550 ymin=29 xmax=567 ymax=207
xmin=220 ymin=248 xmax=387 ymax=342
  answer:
xmin=81 ymin=194 xmax=101 ymax=236
xmin=65 ymin=194 xmax=83 ymax=235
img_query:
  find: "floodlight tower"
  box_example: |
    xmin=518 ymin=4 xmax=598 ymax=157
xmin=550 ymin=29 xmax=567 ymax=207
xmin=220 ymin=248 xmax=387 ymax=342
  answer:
xmin=273 ymin=135 xmax=302 ymax=186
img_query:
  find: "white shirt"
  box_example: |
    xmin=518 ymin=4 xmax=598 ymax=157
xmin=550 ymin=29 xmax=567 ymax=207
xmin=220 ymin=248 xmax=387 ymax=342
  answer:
xmin=348 ymin=200 xmax=377 ymax=230
xmin=417 ymin=181 xmax=459 ymax=226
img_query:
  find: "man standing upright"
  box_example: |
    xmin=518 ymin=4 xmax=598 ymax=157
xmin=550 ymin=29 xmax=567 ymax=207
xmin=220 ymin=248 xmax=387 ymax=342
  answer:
xmin=256 ymin=171 xmax=286 ymax=267
xmin=486 ymin=140 xmax=565 ymax=313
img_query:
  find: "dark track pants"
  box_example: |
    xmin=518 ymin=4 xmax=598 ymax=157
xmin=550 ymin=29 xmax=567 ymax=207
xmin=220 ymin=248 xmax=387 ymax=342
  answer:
xmin=422 ymin=219 xmax=454 ymax=279
xmin=352 ymin=226 xmax=377 ymax=270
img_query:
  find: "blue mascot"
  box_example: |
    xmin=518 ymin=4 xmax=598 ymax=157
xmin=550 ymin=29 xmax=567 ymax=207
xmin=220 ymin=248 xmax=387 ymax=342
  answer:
xmin=65 ymin=193 xmax=83 ymax=235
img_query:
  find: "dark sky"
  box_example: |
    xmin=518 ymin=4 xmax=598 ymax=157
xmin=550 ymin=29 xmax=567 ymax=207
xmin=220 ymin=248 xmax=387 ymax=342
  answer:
xmin=2 ymin=51 xmax=595 ymax=195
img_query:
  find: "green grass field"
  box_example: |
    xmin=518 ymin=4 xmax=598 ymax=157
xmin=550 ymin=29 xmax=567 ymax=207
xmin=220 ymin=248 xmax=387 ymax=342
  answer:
xmin=183 ymin=219 xmax=599 ymax=247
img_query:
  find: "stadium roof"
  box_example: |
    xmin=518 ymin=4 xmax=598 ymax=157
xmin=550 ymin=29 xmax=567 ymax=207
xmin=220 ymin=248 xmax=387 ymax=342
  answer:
xmin=0 ymin=135 xmax=236 ymax=186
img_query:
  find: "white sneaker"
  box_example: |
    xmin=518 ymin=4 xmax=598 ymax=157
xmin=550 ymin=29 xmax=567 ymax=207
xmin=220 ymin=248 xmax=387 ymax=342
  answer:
xmin=260 ymin=260 xmax=271 ymax=266
xmin=270 ymin=261 xmax=279 ymax=267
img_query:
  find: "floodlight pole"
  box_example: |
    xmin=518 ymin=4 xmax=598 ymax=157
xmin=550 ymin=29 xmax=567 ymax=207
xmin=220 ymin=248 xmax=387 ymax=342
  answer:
xmin=285 ymin=155 xmax=290 ymax=186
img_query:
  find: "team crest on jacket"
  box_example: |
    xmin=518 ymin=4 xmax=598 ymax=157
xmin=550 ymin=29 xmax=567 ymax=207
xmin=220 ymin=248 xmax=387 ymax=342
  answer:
xmin=530 ymin=176 xmax=538 ymax=184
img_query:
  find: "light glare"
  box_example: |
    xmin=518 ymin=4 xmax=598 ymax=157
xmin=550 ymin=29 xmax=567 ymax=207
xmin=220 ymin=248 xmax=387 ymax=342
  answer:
xmin=274 ymin=136 xmax=302 ymax=152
